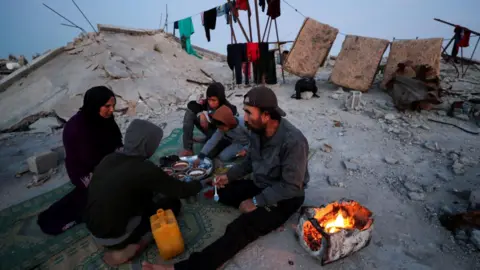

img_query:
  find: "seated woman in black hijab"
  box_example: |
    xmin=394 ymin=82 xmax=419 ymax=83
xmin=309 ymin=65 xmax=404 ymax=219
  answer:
xmin=37 ymin=86 xmax=123 ymax=235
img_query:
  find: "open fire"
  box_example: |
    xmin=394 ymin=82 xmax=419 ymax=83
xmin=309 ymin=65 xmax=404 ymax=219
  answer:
xmin=296 ymin=200 xmax=374 ymax=265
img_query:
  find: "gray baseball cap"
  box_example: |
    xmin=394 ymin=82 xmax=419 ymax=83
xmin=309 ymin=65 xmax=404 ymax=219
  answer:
xmin=243 ymin=86 xmax=286 ymax=117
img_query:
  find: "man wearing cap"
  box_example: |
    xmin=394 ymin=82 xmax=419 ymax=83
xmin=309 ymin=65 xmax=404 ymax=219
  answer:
xmin=142 ymin=86 xmax=309 ymax=270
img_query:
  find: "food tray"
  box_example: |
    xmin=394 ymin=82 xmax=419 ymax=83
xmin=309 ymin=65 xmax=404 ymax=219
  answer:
xmin=178 ymin=155 xmax=213 ymax=180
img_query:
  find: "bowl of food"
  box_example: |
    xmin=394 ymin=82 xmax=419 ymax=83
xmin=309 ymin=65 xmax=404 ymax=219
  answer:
xmin=162 ymin=167 xmax=174 ymax=176
xmin=186 ymin=168 xmax=207 ymax=180
xmin=172 ymin=161 xmax=190 ymax=172
xmin=174 ymin=173 xmax=186 ymax=181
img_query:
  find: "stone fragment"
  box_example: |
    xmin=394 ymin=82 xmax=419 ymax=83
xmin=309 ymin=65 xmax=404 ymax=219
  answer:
xmin=408 ymin=192 xmax=426 ymax=201
xmin=343 ymin=161 xmax=359 ymax=171
xmin=326 ymin=175 xmax=345 ymax=188
xmin=330 ymin=94 xmax=340 ymax=100
xmin=424 ymin=141 xmax=438 ymax=151
xmin=452 ymin=161 xmax=465 ymax=175
xmin=404 ymin=181 xmax=423 ymax=193
xmin=27 ymin=151 xmax=59 ymax=174
xmin=384 ymin=113 xmax=396 ymax=121
xmin=384 ymin=156 xmax=399 ymax=165
xmin=29 ymin=117 xmax=61 ymax=133
xmin=469 ymin=190 xmax=480 ymax=210
xmin=435 ymin=172 xmax=450 ymax=182
xmin=51 ymin=145 xmax=66 ymax=163
xmin=470 ymin=230 xmax=480 ymax=250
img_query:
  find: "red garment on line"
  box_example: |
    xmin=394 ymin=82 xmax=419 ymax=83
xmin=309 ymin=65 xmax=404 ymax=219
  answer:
xmin=458 ymin=29 xmax=471 ymax=47
xmin=246 ymin=42 xmax=260 ymax=62
xmin=236 ymin=0 xmax=249 ymax=11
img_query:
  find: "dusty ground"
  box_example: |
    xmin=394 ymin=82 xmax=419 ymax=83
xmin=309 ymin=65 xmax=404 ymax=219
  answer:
xmin=1 ymin=31 xmax=480 ymax=269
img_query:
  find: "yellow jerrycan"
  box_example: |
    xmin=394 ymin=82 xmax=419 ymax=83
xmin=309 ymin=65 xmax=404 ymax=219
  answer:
xmin=150 ymin=209 xmax=185 ymax=260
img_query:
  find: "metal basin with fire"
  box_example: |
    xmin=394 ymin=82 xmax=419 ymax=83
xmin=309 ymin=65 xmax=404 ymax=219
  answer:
xmin=296 ymin=200 xmax=374 ymax=265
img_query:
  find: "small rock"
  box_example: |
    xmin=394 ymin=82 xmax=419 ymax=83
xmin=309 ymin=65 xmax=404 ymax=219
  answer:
xmin=338 ymin=132 xmax=344 ymax=136
xmin=436 ymin=172 xmax=450 ymax=182
xmin=384 ymin=157 xmax=399 ymax=165
xmin=454 ymin=229 xmax=469 ymax=242
xmin=370 ymin=108 xmax=385 ymax=119
xmin=439 ymin=205 xmax=454 ymax=215
xmin=436 ymin=110 xmax=447 ymax=116
xmin=326 ymin=176 xmax=345 ymax=188
xmin=424 ymin=141 xmax=438 ymax=151
xmin=449 ymin=152 xmax=459 ymax=161
xmin=452 ymin=161 xmax=465 ymax=175
xmin=384 ymin=113 xmax=396 ymax=121
xmin=459 ymin=156 xmax=476 ymax=166
xmin=470 ymin=230 xmax=480 ymax=250
xmin=330 ymin=94 xmax=340 ymax=100
xmin=404 ymin=182 xmax=423 ymax=193
xmin=301 ymin=91 xmax=314 ymax=100
xmin=469 ymin=190 xmax=480 ymax=210
xmin=343 ymin=161 xmax=359 ymax=171
xmin=408 ymin=192 xmax=426 ymax=201
xmin=322 ymin=143 xmax=333 ymax=153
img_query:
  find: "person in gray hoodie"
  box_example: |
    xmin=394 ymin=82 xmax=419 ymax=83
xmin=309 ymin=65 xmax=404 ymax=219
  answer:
xmin=194 ymin=105 xmax=250 ymax=165
xmin=84 ymin=119 xmax=206 ymax=267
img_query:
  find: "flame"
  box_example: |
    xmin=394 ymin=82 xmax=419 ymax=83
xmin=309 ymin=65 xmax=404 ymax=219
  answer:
xmin=321 ymin=210 xmax=355 ymax=233
xmin=301 ymin=201 xmax=372 ymax=252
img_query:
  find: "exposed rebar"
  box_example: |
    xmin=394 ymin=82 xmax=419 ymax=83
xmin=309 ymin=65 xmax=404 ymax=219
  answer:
xmin=43 ymin=3 xmax=87 ymax=33
xmin=72 ymin=0 xmax=97 ymax=33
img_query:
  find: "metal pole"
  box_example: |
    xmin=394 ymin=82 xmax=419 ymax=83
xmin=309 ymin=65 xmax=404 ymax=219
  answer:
xmin=262 ymin=17 xmax=270 ymax=42
xmin=463 ymin=36 xmax=480 ymax=76
xmin=253 ymin=0 xmax=261 ymax=42
xmin=43 ymin=3 xmax=87 ymax=33
xmin=71 ymin=0 xmax=97 ymax=33
xmin=165 ymin=4 xmax=168 ymax=33
xmin=434 ymin=18 xmax=480 ymax=36
xmin=266 ymin=18 xmax=273 ymax=42
xmin=441 ymin=35 xmax=455 ymax=56
xmin=274 ymin=19 xmax=285 ymax=84
xmin=229 ymin=11 xmax=237 ymax=43
xmin=247 ymin=2 xmax=253 ymax=42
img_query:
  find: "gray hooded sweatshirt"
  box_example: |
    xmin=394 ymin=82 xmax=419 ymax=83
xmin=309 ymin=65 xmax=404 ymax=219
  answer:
xmin=84 ymin=119 xmax=202 ymax=239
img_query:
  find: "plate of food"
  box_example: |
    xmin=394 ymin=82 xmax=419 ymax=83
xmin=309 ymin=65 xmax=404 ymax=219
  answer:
xmin=179 ymin=155 xmax=213 ymax=180
xmin=172 ymin=161 xmax=190 ymax=172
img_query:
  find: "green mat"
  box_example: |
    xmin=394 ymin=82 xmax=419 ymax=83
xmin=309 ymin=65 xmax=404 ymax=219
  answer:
xmin=0 ymin=128 xmax=239 ymax=270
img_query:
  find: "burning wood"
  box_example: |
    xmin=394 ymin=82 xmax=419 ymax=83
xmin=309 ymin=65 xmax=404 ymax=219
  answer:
xmin=296 ymin=200 xmax=374 ymax=265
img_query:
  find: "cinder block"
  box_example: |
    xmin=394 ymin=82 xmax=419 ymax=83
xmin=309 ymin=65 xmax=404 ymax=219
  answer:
xmin=27 ymin=151 xmax=59 ymax=174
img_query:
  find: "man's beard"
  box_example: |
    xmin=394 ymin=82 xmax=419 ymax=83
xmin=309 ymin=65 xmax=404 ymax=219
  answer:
xmin=245 ymin=121 xmax=265 ymax=135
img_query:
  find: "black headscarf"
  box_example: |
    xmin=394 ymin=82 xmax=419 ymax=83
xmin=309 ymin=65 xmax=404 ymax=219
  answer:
xmin=80 ymin=86 xmax=123 ymax=149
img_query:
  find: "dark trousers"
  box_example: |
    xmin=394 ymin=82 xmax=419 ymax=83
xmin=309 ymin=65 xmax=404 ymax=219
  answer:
xmin=227 ymin=44 xmax=247 ymax=84
xmin=174 ymin=181 xmax=304 ymax=270
xmin=182 ymin=103 xmax=216 ymax=151
xmin=106 ymin=197 xmax=182 ymax=250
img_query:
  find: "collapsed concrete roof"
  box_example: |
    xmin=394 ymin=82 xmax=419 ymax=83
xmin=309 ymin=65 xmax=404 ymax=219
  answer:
xmin=0 ymin=25 xmax=231 ymax=131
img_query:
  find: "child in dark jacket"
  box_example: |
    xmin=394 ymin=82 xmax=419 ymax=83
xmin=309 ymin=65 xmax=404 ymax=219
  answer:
xmin=181 ymin=82 xmax=237 ymax=156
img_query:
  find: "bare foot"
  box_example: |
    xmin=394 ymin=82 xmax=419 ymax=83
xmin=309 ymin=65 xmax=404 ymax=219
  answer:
xmin=142 ymin=261 xmax=174 ymax=270
xmin=103 ymin=244 xmax=139 ymax=266
xmin=179 ymin=149 xmax=193 ymax=157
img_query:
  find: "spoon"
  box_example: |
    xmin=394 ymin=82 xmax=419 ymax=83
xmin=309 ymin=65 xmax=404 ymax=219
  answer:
xmin=213 ymin=177 xmax=219 ymax=202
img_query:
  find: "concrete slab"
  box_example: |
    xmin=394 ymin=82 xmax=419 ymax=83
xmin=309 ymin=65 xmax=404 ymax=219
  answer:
xmin=330 ymin=35 xmax=389 ymax=92
xmin=284 ymin=18 xmax=338 ymax=77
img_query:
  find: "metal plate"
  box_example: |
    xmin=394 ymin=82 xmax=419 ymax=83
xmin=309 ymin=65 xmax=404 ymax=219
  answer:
xmin=178 ymin=155 xmax=213 ymax=180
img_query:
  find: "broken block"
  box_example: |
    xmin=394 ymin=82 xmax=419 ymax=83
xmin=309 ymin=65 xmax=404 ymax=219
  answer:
xmin=284 ymin=17 xmax=338 ymax=77
xmin=27 ymin=151 xmax=59 ymax=174
xmin=381 ymin=38 xmax=443 ymax=88
xmin=330 ymin=35 xmax=389 ymax=92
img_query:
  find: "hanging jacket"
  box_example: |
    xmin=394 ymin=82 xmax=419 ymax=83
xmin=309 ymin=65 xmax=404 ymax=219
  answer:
xmin=178 ymin=17 xmax=202 ymax=58
xmin=267 ymin=0 xmax=281 ymax=19
xmin=216 ymin=4 xmax=226 ymax=16
xmin=203 ymin=8 xmax=217 ymax=42
xmin=259 ymin=0 xmax=266 ymax=12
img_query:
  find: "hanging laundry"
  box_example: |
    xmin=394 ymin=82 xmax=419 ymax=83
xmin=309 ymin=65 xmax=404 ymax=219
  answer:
xmin=225 ymin=3 xmax=231 ymax=24
xmin=227 ymin=43 xmax=247 ymax=84
xmin=203 ymin=8 xmax=217 ymax=42
xmin=231 ymin=1 xmax=240 ymax=22
xmin=259 ymin=0 xmax=266 ymax=12
xmin=216 ymin=4 xmax=226 ymax=17
xmin=236 ymin=0 xmax=249 ymax=11
xmin=459 ymin=29 xmax=471 ymax=47
xmin=247 ymin=42 xmax=260 ymax=63
xmin=178 ymin=17 xmax=202 ymax=59
xmin=174 ymin=21 xmax=179 ymax=30
xmin=267 ymin=0 xmax=281 ymax=19
xmin=243 ymin=62 xmax=251 ymax=85
xmin=253 ymin=43 xmax=270 ymax=84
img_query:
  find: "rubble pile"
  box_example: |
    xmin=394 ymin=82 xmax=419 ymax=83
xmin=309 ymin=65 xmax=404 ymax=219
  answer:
xmin=0 ymin=30 xmax=231 ymax=133
xmin=0 ymin=54 xmax=28 ymax=79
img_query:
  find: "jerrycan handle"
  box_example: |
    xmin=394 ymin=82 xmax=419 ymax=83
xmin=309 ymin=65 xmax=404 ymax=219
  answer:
xmin=156 ymin=209 xmax=167 ymax=225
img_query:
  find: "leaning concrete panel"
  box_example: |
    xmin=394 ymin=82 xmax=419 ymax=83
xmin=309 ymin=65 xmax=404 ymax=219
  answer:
xmin=284 ymin=18 xmax=338 ymax=78
xmin=330 ymin=35 xmax=389 ymax=92
xmin=381 ymin=38 xmax=443 ymax=88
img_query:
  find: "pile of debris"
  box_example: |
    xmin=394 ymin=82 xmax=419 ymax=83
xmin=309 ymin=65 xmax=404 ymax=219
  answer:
xmin=0 ymin=55 xmax=28 ymax=79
